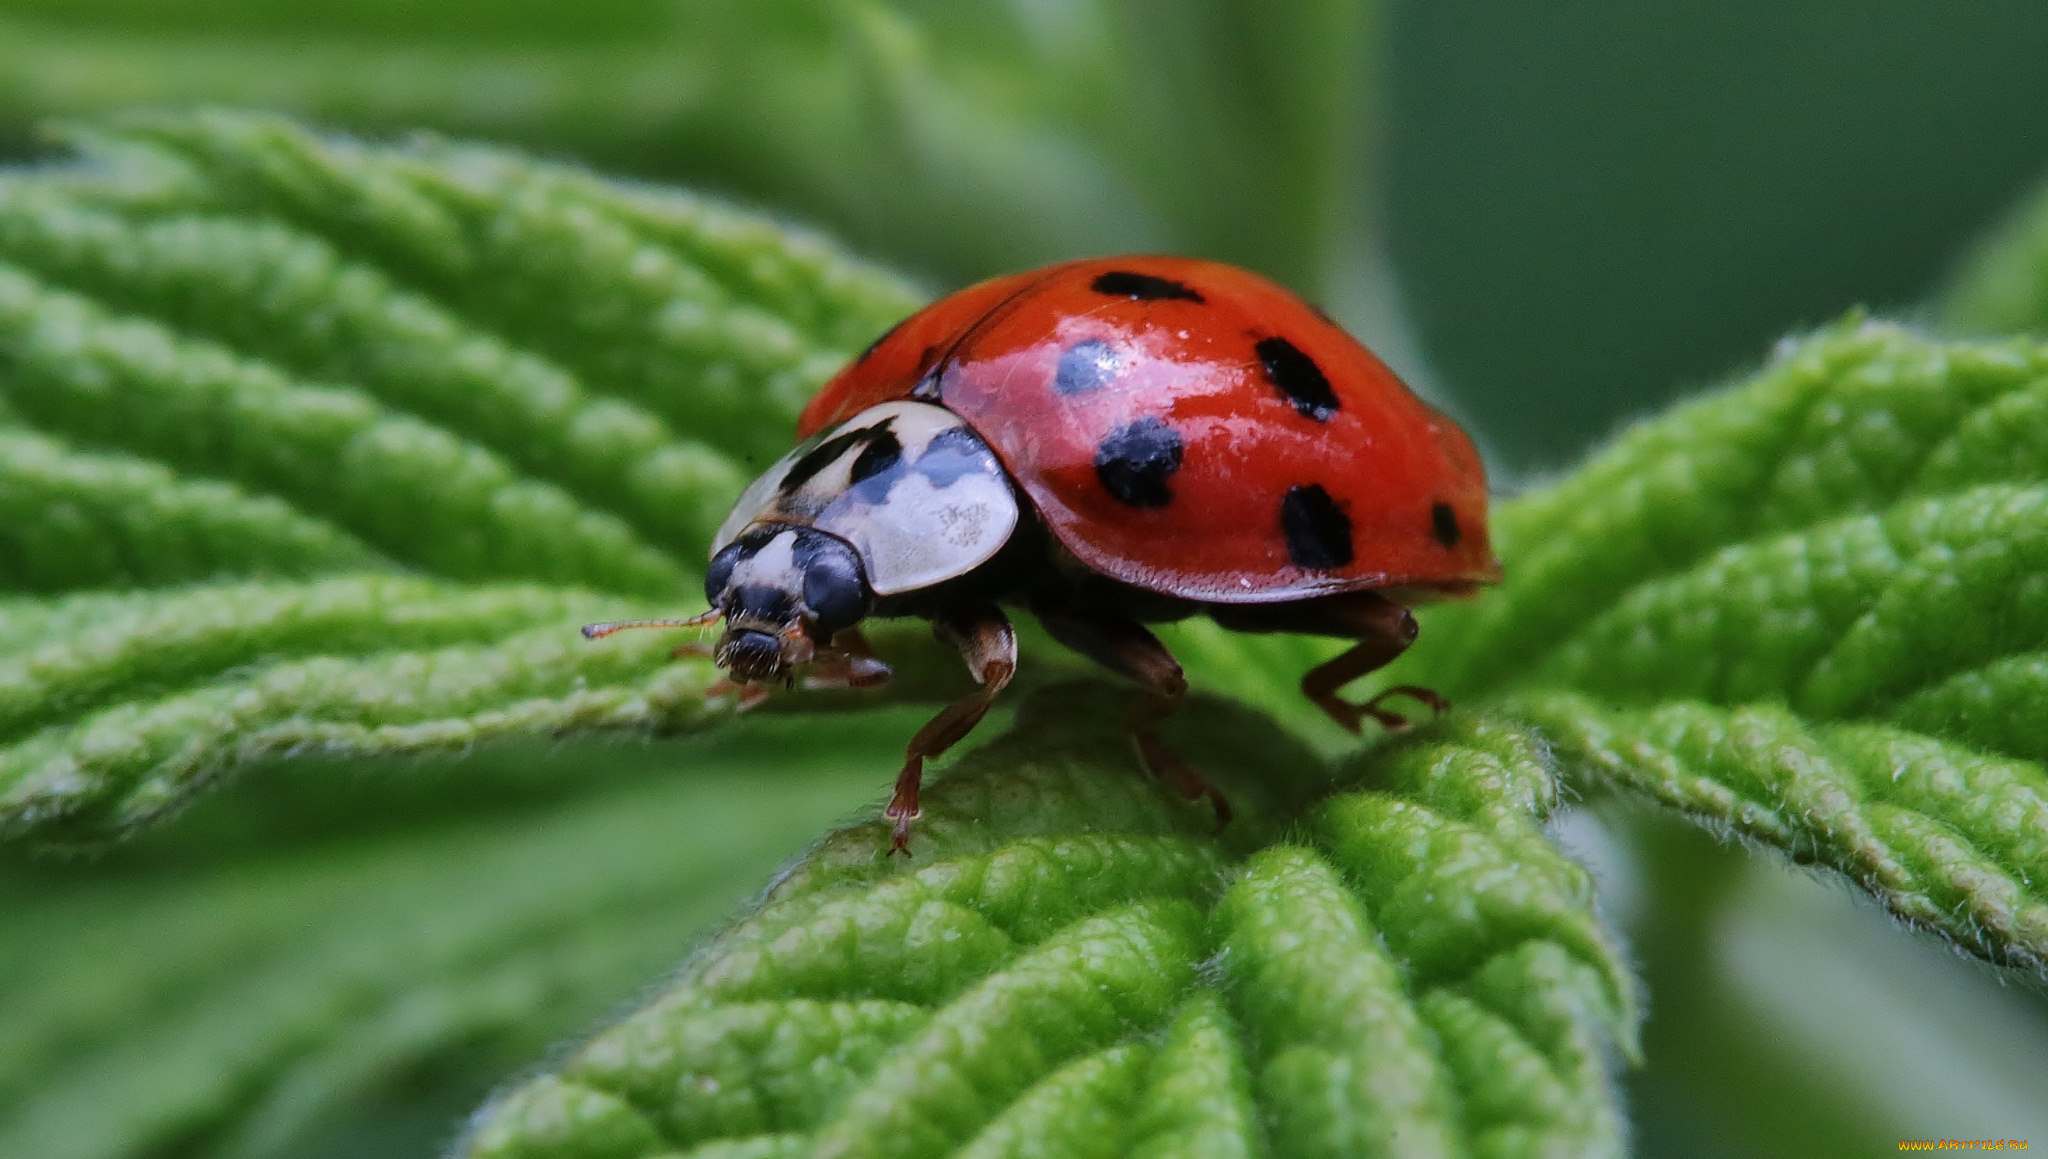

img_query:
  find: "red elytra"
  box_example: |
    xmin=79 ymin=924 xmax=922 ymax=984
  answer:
xmin=802 ymin=255 xmax=1499 ymax=603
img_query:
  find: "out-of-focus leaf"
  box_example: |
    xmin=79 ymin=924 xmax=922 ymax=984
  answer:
xmin=0 ymin=2 xmax=1384 ymax=292
xmin=1940 ymin=168 xmax=2048 ymax=336
xmin=0 ymin=713 xmax=913 ymax=1159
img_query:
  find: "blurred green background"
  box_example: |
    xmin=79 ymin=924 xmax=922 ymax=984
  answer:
xmin=10 ymin=0 xmax=2048 ymax=474
xmin=4 ymin=2 xmax=2047 ymax=1157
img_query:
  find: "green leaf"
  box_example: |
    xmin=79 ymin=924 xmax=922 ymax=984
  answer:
xmin=0 ymin=110 xmax=929 ymax=845
xmin=1399 ymin=319 xmax=2048 ymax=706
xmin=0 ymin=3 xmax=1383 ymax=290
xmin=1938 ymin=169 xmax=2048 ymax=336
xmin=1514 ymin=692 xmax=2048 ymax=971
xmin=459 ymin=314 xmax=2048 ymax=1153
xmin=461 ymin=690 xmax=1633 ymax=1159
xmin=1375 ymin=317 xmax=2048 ymax=968
xmin=5 ymin=110 xmax=2046 ymax=1158
xmin=0 ymin=714 xmax=916 ymax=1159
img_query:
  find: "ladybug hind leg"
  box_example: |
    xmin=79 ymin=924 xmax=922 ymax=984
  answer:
xmin=888 ymin=603 xmax=1016 ymax=855
xmin=1212 ymin=591 xmax=1440 ymax=733
xmin=1032 ymin=603 xmax=1232 ymax=831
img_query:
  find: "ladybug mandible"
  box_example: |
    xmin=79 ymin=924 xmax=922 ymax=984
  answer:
xmin=587 ymin=256 xmax=1499 ymax=853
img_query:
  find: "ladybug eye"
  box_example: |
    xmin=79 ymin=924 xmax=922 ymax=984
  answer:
xmin=796 ymin=531 xmax=870 ymax=634
xmin=705 ymin=541 xmax=745 ymax=605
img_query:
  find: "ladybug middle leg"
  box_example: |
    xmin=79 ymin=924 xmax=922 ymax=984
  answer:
xmin=887 ymin=603 xmax=1016 ymax=855
xmin=1032 ymin=603 xmax=1232 ymax=830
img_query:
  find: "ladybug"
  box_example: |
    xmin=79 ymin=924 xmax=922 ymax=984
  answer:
xmin=586 ymin=256 xmax=1498 ymax=853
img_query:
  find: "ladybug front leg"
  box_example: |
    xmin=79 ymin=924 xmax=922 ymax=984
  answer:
xmin=1033 ymin=604 xmax=1231 ymax=830
xmin=887 ymin=603 xmax=1016 ymax=855
xmin=801 ymin=627 xmax=894 ymax=690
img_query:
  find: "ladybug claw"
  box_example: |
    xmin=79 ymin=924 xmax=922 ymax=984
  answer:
xmin=1360 ymin=684 xmax=1449 ymax=731
xmin=1313 ymin=684 xmax=1448 ymax=733
xmin=707 ymin=679 xmax=772 ymax=712
xmin=1367 ymin=705 xmax=1414 ymax=732
xmin=886 ymin=809 xmax=918 ymax=857
xmin=884 ymin=759 xmax=925 ymax=857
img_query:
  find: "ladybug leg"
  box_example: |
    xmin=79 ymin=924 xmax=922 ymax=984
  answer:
xmin=1358 ymin=684 xmax=1450 ymax=725
xmin=887 ymin=603 xmax=1016 ymax=856
xmin=1294 ymin=594 xmax=1428 ymax=732
xmin=1033 ymin=605 xmax=1232 ymax=831
xmin=802 ymin=628 xmax=894 ymax=691
xmin=704 ymin=679 xmax=774 ymax=712
xmin=1212 ymin=591 xmax=1431 ymax=732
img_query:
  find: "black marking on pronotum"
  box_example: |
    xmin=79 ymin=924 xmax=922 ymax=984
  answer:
xmin=1281 ymin=484 xmax=1353 ymax=569
xmin=1092 ymin=270 xmax=1205 ymax=303
xmin=1256 ymin=336 xmax=1339 ymax=422
xmin=781 ymin=418 xmax=895 ymax=493
xmin=915 ymin=427 xmax=991 ymax=488
xmin=1431 ymin=502 xmax=1462 ymax=548
xmin=1054 ymin=339 xmax=1120 ymax=395
xmin=845 ymin=427 xmax=904 ymax=502
xmin=1093 ymin=417 xmax=1184 ymax=508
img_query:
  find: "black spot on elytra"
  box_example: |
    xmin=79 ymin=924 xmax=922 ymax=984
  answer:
xmin=1094 ymin=418 xmax=1184 ymax=508
xmin=915 ymin=427 xmax=990 ymax=488
xmin=1092 ymin=270 xmax=1204 ymax=302
xmin=1431 ymin=502 xmax=1462 ymax=548
xmin=1257 ymin=336 xmax=1339 ymax=422
xmin=1281 ymin=484 xmax=1353 ymax=569
xmin=1055 ymin=339 xmax=1120 ymax=395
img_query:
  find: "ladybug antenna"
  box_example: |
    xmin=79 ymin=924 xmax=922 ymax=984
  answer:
xmin=580 ymin=609 xmax=722 ymax=639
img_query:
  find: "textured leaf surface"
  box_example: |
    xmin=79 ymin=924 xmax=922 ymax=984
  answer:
xmin=1516 ymin=692 xmax=2048 ymax=971
xmin=0 ymin=111 xmax=927 ymax=846
xmin=1384 ymin=319 xmax=2048 ymax=968
xmin=461 ymin=689 xmax=1633 ymax=1159
xmin=457 ymin=314 xmax=2048 ymax=1156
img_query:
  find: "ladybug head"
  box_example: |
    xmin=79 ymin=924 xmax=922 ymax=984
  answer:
xmin=704 ymin=524 xmax=872 ymax=684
